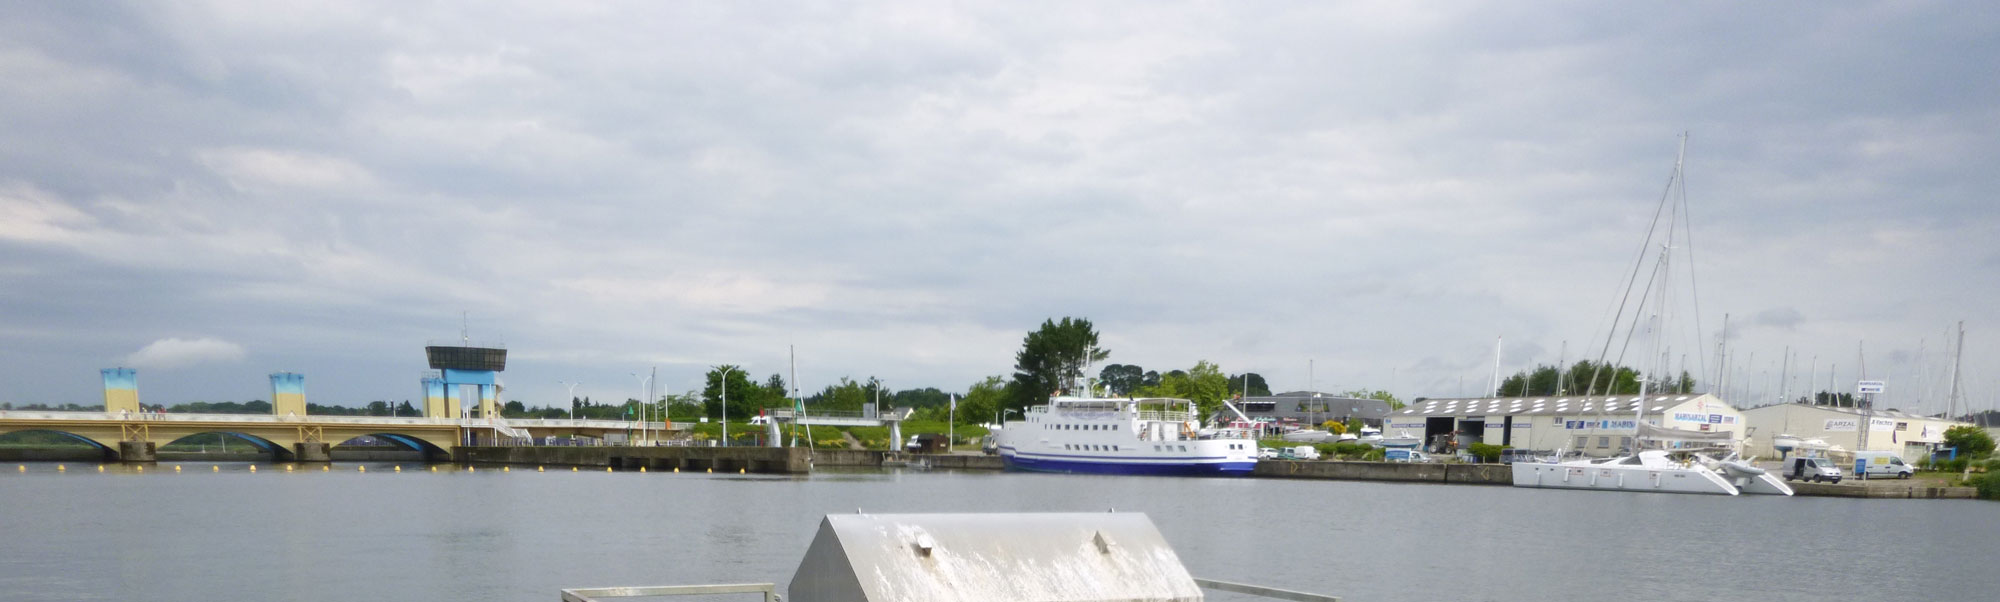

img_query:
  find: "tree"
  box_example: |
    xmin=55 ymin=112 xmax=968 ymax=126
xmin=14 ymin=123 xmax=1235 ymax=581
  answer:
xmin=1099 ymin=364 xmax=1146 ymax=396
xmin=1944 ymin=425 xmax=1995 ymax=458
xmin=959 ymin=376 xmax=1010 ymax=424
xmin=1137 ymin=360 xmax=1230 ymax=417
xmin=1228 ymin=373 xmax=1272 ymax=397
xmin=1009 ymin=317 xmax=1110 ymax=410
xmin=701 ymin=365 xmax=760 ymax=420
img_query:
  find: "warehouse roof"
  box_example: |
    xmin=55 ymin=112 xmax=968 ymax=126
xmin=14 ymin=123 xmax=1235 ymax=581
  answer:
xmin=1738 ymin=402 xmax=1945 ymax=421
xmin=1394 ymin=393 xmax=1728 ymax=418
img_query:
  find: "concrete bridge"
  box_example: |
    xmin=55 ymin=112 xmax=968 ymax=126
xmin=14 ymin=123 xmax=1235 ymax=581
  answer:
xmin=0 ymin=410 xmax=681 ymax=462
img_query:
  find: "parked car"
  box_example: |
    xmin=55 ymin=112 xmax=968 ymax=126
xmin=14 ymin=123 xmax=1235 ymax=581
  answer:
xmin=1854 ymin=451 xmax=1913 ymax=479
xmin=1285 ymin=445 xmax=1321 ymax=461
xmin=1257 ymin=447 xmax=1283 ymax=460
xmin=980 ymin=435 xmax=998 ymax=455
xmin=1784 ymin=456 xmax=1843 ymax=483
xmin=1385 ymin=449 xmax=1434 ymax=463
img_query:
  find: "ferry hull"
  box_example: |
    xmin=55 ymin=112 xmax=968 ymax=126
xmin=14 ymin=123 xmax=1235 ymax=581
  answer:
xmin=1001 ymin=449 xmax=1255 ymax=476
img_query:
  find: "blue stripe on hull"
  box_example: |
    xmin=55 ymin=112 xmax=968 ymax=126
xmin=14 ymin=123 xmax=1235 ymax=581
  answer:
xmin=1003 ymin=454 xmax=1256 ymax=476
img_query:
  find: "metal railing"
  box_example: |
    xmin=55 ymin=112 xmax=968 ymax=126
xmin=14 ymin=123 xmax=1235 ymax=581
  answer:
xmin=561 ymin=583 xmax=778 ymax=602
xmin=0 ymin=411 xmax=679 ymax=431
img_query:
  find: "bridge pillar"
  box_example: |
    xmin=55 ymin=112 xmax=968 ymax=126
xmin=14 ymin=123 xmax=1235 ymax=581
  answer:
xmin=293 ymin=442 xmax=331 ymax=462
xmin=118 ymin=441 xmax=156 ymax=463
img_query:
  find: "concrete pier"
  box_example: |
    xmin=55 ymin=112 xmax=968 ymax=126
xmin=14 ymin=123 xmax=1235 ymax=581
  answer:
xmin=293 ymin=442 xmax=331 ymax=462
xmin=117 ymin=441 xmax=156 ymax=463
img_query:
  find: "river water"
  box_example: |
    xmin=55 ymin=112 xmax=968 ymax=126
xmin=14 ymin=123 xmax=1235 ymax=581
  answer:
xmin=0 ymin=462 xmax=1992 ymax=602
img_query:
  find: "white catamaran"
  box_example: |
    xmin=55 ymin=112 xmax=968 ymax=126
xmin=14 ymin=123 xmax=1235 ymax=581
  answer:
xmin=1510 ymin=134 xmax=1791 ymax=497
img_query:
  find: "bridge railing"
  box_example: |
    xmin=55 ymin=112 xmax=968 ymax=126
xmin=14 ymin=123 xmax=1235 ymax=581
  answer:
xmin=0 ymin=411 xmax=683 ymax=431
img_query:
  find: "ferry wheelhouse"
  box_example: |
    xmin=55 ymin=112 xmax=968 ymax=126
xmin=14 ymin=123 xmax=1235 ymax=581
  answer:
xmin=996 ymin=396 xmax=1258 ymax=476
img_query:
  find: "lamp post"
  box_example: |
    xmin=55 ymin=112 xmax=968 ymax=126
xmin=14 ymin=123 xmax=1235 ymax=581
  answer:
xmin=559 ymin=380 xmax=582 ymax=421
xmin=719 ymin=365 xmax=741 ymax=447
xmin=632 ymin=372 xmax=652 ymax=445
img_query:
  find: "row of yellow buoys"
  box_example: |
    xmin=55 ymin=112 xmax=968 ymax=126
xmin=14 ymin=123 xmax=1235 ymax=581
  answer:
xmin=18 ymin=463 xmax=748 ymax=474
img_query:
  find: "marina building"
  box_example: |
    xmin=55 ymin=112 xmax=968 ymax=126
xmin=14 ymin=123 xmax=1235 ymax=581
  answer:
xmin=1384 ymin=393 xmax=1746 ymax=457
xmin=1738 ymin=403 xmax=1968 ymax=460
xmin=1227 ymin=392 xmax=1392 ymax=428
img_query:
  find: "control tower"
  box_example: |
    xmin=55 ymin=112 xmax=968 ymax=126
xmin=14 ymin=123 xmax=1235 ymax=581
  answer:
xmin=424 ymin=344 xmax=506 ymax=419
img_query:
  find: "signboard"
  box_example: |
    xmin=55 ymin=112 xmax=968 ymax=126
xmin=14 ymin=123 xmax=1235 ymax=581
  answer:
xmin=1857 ymin=380 xmax=1886 ymax=394
xmin=1564 ymin=419 xmax=1637 ymax=430
xmin=1824 ymin=419 xmax=1858 ymax=432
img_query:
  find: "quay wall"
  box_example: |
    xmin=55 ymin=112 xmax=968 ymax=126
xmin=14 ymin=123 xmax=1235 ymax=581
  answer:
xmin=1791 ymin=481 xmax=1977 ymax=499
xmin=1253 ymin=460 xmax=1512 ymax=485
xmin=810 ymin=450 xmax=1006 ymax=470
xmin=456 ymin=446 xmax=811 ymax=474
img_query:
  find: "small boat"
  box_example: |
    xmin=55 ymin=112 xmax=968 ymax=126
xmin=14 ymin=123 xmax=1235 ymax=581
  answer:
xmin=1373 ymin=431 xmax=1421 ymax=448
xmin=1771 ymin=434 xmax=1802 ymax=454
xmin=1281 ymin=429 xmax=1334 ymax=443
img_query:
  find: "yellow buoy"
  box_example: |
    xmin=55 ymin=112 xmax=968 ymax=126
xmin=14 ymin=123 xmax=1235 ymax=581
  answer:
xmin=57 ymin=465 xmax=66 ymax=472
xmin=706 ymin=467 xmax=713 ymax=473
xmin=320 ymin=465 xmax=329 ymax=471
xmin=673 ymin=467 xmax=679 ymax=473
xmin=537 ymin=466 xmax=544 ymax=472
xmin=468 ymin=466 xmax=475 ymax=472
xmin=739 ymin=468 xmax=745 ymax=474
xmin=16 ymin=465 xmax=23 ymax=472
xmin=212 ymin=465 xmax=219 ymax=472
xmin=286 ymin=465 xmax=295 ymax=472
xmin=358 ymin=466 xmax=366 ymax=472
xmin=248 ymin=465 xmax=257 ymax=472
xmin=97 ymin=465 xmax=105 ymax=472
xmin=503 ymin=466 xmax=510 ymax=472
xmin=429 ymin=466 xmax=437 ymax=472
xmin=135 ymin=465 xmax=143 ymax=472
xmin=604 ymin=466 xmax=611 ymax=472
xmin=174 ymin=465 xmax=182 ymax=473
xmin=394 ymin=465 xmax=402 ymax=472
xmin=640 ymin=466 xmax=646 ymax=473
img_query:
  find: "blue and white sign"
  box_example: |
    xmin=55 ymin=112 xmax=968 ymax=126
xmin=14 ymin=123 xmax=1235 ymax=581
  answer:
xmin=1857 ymin=380 xmax=1886 ymax=394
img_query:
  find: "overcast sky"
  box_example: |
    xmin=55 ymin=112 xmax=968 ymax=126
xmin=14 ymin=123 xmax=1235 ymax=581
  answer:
xmin=3 ymin=1 xmax=1996 ymax=416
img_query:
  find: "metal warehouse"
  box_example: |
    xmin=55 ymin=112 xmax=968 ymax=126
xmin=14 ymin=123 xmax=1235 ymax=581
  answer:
xmin=1384 ymin=393 xmax=1746 ymax=457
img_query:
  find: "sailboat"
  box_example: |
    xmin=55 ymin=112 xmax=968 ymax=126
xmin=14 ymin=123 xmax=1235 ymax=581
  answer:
xmin=1511 ymin=135 xmax=1787 ymax=496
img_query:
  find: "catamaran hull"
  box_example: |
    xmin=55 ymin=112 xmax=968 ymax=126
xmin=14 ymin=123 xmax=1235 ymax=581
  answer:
xmin=1733 ymin=472 xmax=1795 ymax=495
xmin=1512 ymin=462 xmax=1739 ymax=495
xmin=1000 ymin=448 xmax=1255 ymax=476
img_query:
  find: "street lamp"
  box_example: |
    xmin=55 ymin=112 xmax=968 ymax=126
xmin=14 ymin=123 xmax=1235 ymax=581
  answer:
xmin=719 ymin=365 xmax=742 ymax=447
xmin=632 ymin=372 xmax=653 ymax=446
xmin=559 ymin=380 xmax=582 ymax=421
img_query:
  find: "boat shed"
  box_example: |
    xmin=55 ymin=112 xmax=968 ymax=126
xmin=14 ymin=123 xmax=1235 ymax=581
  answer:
xmin=1738 ymin=403 xmax=1969 ymax=461
xmin=1226 ymin=391 xmax=1392 ymax=428
xmin=1384 ymin=393 xmax=1746 ymax=457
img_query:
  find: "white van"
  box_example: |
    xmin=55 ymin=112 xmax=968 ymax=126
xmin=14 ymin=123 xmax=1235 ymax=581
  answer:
xmin=1853 ymin=452 xmax=1914 ymax=479
xmin=1287 ymin=445 xmax=1321 ymax=461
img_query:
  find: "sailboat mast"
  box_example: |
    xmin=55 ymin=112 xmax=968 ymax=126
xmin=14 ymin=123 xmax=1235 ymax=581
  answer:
xmin=1947 ymin=321 xmax=1965 ymax=420
xmin=1491 ymin=336 xmax=1503 ymax=397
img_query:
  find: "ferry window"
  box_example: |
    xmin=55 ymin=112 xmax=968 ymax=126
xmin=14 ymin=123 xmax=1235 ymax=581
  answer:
xmin=1178 ymin=445 xmax=1187 ymax=452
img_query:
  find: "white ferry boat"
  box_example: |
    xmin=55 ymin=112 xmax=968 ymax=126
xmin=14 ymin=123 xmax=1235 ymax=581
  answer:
xmin=995 ymin=396 xmax=1258 ymax=476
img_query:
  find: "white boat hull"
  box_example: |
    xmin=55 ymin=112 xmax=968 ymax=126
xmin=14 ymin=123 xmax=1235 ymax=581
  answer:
xmin=1512 ymin=461 xmax=1739 ymax=495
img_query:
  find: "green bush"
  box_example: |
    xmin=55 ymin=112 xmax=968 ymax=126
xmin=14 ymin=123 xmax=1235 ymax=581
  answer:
xmin=1977 ymin=472 xmax=2000 ymax=501
xmin=1362 ymin=447 xmax=1386 ymax=461
xmin=1467 ymin=442 xmax=1508 ymax=463
xmin=1330 ymin=442 xmax=1374 ymax=458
